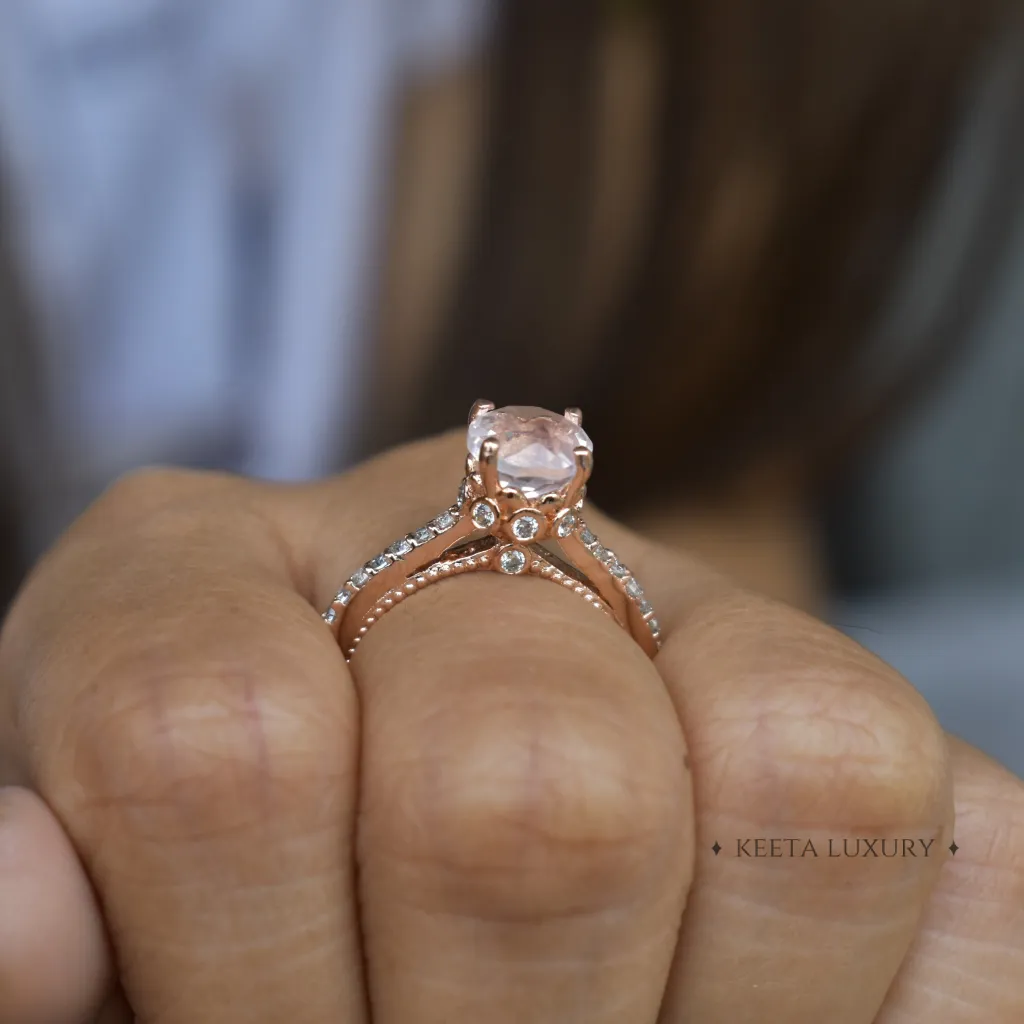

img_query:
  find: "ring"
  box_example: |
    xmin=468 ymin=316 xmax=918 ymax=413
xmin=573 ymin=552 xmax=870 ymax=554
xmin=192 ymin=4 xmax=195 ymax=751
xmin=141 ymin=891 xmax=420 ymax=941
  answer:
xmin=323 ymin=401 xmax=662 ymax=660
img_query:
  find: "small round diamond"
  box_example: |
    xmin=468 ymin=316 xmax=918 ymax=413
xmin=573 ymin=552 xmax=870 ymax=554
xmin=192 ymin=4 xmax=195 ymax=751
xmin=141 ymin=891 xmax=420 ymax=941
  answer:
xmin=471 ymin=501 xmax=497 ymax=528
xmin=556 ymin=513 xmax=577 ymax=537
xmin=511 ymin=515 xmax=540 ymax=541
xmin=499 ymin=549 xmax=527 ymax=575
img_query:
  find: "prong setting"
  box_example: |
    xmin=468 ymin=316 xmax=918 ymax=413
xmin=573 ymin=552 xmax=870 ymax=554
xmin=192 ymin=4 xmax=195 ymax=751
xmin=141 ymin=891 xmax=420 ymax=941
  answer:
xmin=478 ymin=437 xmax=501 ymax=498
xmin=469 ymin=398 xmax=495 ymax=424
xmin=565 ymin=446 xmax=593 ymax=508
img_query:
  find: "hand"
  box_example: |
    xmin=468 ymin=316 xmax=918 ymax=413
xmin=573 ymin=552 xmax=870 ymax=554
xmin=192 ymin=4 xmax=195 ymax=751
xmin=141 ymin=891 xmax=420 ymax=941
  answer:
xmin=1 ymin=431 xmax=1022 ymax=1023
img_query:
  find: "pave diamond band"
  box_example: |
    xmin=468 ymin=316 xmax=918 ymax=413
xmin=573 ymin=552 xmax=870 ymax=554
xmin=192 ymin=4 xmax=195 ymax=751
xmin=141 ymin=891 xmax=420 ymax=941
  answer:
xmin=323 ymin=402 xmax=662 ymax=660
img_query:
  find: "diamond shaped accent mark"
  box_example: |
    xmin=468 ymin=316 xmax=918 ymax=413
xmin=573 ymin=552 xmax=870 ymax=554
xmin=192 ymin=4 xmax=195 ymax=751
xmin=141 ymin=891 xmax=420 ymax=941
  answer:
xmin=949 ymin=841 xmax=959 ymax=856
xmin=712 ymin=841 xmax=722 ymax=856
xmin=512 ymin=515 xmax=540 ymax=541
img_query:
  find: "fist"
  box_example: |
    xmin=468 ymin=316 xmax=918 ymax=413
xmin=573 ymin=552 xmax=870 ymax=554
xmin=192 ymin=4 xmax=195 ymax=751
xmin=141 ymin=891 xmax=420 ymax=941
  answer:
xmin=1 ymin=432 xmax=1022 ymax=1023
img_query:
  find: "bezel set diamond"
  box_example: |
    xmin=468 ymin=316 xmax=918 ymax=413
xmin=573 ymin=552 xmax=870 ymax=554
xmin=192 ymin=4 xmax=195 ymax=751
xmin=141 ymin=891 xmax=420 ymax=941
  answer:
xmin=510 ymin=514 xmax=540 ymax=541
xmin=499 ymin=548 xmax=528 ymax=575
xmin=471 ymin=500 xmax=498 ymax=528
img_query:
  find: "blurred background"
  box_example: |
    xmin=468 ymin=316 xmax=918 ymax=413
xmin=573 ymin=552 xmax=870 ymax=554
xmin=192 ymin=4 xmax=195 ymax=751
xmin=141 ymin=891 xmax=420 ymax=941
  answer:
xmin=0 ymin=1 xmax=1021 ymax=772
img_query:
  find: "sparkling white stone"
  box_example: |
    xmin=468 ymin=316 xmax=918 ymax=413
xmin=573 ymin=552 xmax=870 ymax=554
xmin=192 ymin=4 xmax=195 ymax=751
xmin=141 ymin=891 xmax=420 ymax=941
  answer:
xmin=472 ymin=501 xmax=497 ymax=528
xmin=432 ymin=512 xmax=457 ymax=533
xmin=366 ymin=554 xmax=391 ymax=574
xmin=499 ymin=549 xmax=527 ymax=574
xmin=467 ymin=405 xmax=593 ymax=500
xmin=387 ymin=538 xmax=414 ymax=558
xmin=511 ymin=514 xmax=540 ymax=541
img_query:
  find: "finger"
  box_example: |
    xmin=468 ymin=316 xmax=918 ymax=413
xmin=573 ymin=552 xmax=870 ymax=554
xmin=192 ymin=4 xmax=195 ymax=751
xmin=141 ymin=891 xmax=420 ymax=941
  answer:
xmin=303 ymin=435 xmax=695 ymax=1024
xmin=0 ymin=786 xmax=111 ymax=1024
xmin=875 ymin=736 xmax=1024 ymax=1021
xmin=93 ymin=989 xmax=135 ymax=1024
xmin=1 ymin=469 xmax=366 ymax=1023
xmin=588 ymin=512 xmax=954 ymax=1024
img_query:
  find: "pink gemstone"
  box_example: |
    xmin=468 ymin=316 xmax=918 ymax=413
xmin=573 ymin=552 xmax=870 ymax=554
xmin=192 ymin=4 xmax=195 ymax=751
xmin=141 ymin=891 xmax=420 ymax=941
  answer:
xmin=466 ymin=405 xmax=592 ymax=499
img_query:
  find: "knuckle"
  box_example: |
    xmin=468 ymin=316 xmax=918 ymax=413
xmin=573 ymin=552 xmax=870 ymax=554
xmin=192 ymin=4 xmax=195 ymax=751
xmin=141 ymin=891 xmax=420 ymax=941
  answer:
xmin=69 ymin=655 xmax=352 ymax=844
xmin=101 ymin=464 xmax=210 ymax=506
xmin=367 ymin=701 xmax=687 ymax=920
xmin=709 ymin=664 xmax=949 ymax=829
xmin=94 ymin=465 xmax=231 ymax=534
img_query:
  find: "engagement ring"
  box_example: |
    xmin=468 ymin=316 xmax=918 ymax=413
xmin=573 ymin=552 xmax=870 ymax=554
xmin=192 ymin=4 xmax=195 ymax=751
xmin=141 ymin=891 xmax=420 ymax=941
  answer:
xmin=323 ymin=402 xmax=661 ymax=659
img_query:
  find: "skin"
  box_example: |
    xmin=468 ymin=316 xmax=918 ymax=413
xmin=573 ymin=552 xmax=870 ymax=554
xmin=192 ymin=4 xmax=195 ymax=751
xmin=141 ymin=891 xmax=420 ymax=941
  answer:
xmin=0 ymin=430 xmax=1022 ymax=1023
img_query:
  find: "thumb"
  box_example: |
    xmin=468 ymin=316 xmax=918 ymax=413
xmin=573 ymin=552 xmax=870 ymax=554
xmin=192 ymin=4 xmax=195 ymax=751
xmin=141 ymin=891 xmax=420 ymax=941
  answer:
xmin=0 ymin=786 xmax=114 ymax=1023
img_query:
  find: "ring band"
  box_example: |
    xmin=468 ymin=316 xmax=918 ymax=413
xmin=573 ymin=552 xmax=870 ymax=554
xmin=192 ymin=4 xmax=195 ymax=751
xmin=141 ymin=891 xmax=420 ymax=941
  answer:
xmin=323 ymin=402 xmax=662 ymax=660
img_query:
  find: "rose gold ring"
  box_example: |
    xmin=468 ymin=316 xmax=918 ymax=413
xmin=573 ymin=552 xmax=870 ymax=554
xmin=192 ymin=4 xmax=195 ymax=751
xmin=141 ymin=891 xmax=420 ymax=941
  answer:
xmin=322 ymin=401 xmax=662 ymax=660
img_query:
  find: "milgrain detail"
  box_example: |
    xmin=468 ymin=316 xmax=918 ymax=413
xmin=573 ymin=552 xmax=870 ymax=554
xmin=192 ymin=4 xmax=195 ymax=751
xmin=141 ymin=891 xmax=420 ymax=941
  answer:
xmin=328 ymin=540 xmax=613 ymax=660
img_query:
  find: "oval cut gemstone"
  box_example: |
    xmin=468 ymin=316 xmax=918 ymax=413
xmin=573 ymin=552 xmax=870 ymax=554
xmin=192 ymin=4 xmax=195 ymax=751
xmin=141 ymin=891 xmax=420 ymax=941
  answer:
xmin=466 ymin=405 xmax=593 ymax=499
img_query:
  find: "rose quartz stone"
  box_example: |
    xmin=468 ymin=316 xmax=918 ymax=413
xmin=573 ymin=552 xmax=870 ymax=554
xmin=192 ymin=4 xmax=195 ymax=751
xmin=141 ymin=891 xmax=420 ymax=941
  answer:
xmin=466 ymin=405 xmax=593 ymax=499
